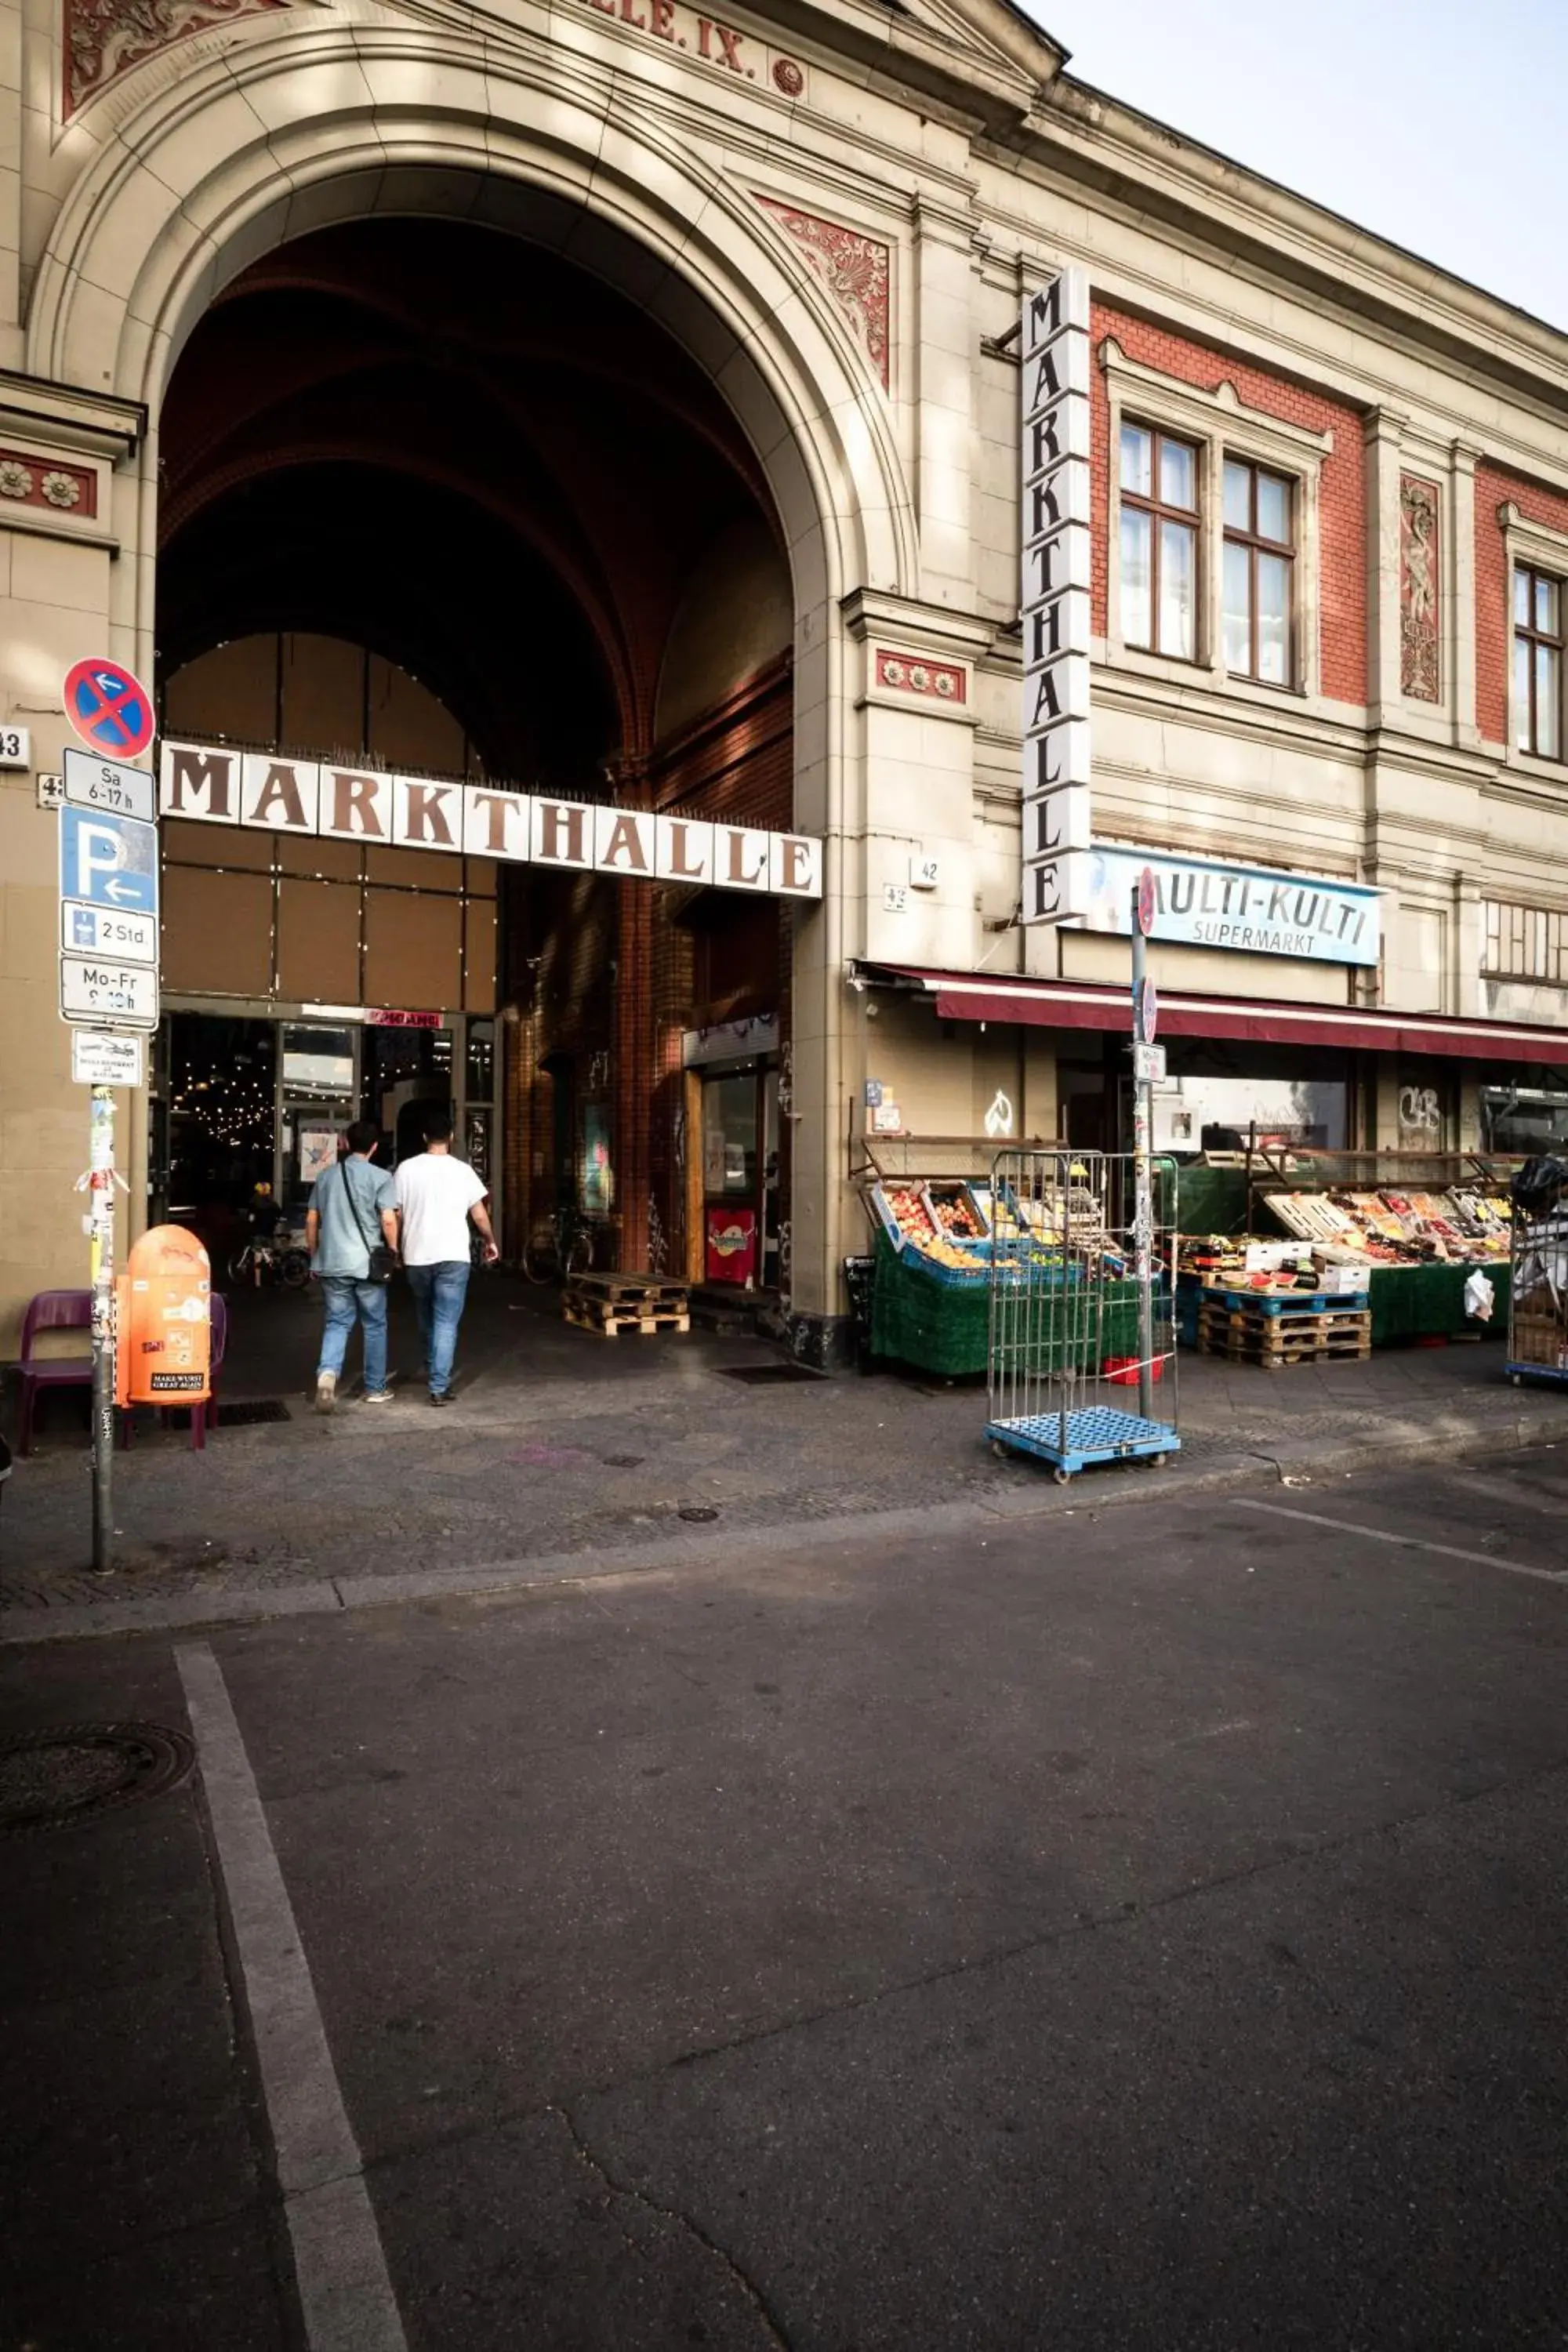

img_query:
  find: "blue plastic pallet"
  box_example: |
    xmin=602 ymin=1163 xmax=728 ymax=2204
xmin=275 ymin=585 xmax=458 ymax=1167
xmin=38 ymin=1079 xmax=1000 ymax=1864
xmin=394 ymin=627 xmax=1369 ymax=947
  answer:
xmin=1505 ymin=1359 xmax=1568 ymax=1388
xmin=986 ymin=1405 xmax=1180 ymax=1478
xmin=1203 ymin=1286 xmax=1368 ymax=1316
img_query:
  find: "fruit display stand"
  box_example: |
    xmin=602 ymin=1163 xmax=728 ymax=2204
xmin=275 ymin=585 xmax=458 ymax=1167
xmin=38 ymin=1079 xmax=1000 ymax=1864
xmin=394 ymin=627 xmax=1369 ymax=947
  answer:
xmin=861 ymin=1171 xmax=996 ymax=1375
xmin=1240 ymin=1145 xmax=1516 ymax=1347
xmin=854 ymin=1137 xmax=1143 ymax=1378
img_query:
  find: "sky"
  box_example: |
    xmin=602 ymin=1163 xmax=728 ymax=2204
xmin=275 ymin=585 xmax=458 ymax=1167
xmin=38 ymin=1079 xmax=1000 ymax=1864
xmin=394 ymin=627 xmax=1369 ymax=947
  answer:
xmin=1034 ymin=0 xmax=1568 ymax=334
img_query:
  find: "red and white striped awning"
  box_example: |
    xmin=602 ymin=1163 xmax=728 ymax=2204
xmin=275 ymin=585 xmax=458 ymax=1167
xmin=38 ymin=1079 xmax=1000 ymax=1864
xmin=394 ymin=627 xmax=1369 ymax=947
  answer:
xmin=855 ymin=963 xmax=1568 ymax=1066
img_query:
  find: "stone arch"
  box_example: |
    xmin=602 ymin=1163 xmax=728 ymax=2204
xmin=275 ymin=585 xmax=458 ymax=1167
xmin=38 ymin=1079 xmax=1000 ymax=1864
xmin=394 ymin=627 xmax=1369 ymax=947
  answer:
xmin=28 ymin=13 xmax=918 ymax=659
xmin=28 ymin=13 xmax=906 ymax=1323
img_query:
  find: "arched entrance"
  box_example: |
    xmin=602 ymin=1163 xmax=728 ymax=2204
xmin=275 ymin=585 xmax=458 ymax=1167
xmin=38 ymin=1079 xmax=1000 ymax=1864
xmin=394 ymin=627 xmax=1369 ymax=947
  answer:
xmin=27 ymin=38 xmax=918 ymax=1340
xmin=154 ymin=214 xmax=797 ymax=1295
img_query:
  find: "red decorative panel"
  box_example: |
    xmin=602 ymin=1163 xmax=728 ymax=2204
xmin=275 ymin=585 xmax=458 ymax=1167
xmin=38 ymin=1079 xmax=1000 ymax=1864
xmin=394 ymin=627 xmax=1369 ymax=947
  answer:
xmin=755 ymin=198 xmax=890 ymax=390
xmin=1399 ymin=474 xmax=1440 ymax=702
xmin=874 ymin=649 xmax=966 ymax=703
xmin=66 ymin=0 xmax=289 ymax=116
xmin=0 ymin=450 xmax=96 ymax=518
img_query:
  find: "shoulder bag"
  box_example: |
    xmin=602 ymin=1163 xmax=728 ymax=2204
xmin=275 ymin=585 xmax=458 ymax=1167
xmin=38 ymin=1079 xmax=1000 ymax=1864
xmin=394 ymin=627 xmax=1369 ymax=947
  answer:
xmin=339 ymin=1160 xmax=399 ymax=1285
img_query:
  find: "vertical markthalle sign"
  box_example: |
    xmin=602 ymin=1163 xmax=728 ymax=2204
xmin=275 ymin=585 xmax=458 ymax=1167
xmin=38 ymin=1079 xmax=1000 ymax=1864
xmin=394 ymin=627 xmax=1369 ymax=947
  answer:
xmin=1020 ymin=267 xmax=1092 ymax=926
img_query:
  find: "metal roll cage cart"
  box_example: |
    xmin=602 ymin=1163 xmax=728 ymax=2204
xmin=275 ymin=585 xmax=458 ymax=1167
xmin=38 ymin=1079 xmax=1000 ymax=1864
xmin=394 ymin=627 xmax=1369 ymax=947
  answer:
xmin=985 ymin=869 xmax=1181 ymax=1482
xmin=985 ymin=1147 xmax=1181 ymax=1481
xmin=1506 ymin=1160 xmax=1568 ymax=1388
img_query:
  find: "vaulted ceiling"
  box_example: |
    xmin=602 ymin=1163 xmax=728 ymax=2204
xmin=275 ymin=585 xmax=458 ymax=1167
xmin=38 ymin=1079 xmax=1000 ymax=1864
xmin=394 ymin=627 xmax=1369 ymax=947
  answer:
xmin=157 ymin=217 xmax=780 ymax=783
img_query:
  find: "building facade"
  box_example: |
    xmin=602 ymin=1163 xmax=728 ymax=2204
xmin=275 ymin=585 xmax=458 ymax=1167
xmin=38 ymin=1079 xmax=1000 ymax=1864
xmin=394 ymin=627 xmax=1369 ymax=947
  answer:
xmin=2 ymin=0 xmax=1567 ymax=1356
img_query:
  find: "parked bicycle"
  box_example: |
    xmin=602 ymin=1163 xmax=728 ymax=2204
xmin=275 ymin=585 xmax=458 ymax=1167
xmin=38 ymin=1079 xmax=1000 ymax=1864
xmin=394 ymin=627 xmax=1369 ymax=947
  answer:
xmin=227 ymin=1229 xmax=311 ymax=1290
xmin=521 ymin=1205 xmax=602 ymax=1285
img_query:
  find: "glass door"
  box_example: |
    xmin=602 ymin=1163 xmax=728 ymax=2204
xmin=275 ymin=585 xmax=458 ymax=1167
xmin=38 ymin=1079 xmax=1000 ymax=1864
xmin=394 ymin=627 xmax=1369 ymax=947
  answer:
xmin=702 ymin=1068 xmax=760 ymax=1286
xmin=278 ymin=1021 xmax=360 ymax=1222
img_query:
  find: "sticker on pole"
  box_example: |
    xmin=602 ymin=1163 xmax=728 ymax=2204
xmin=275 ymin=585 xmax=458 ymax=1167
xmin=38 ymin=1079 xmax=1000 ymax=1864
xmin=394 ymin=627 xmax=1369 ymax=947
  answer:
xmin=1136 ymin=866 xmax=1157 ymax=938
xmin=62 ymin=659 xmax=154 ymax=760
xmin=71 ymin=1031 xmax=146 ymax=1087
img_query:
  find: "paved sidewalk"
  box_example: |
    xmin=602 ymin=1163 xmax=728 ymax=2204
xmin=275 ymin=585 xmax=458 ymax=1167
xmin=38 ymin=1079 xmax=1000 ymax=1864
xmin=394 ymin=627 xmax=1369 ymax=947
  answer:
xmin=2 ymin=1273 xmax=1562 ymax=1635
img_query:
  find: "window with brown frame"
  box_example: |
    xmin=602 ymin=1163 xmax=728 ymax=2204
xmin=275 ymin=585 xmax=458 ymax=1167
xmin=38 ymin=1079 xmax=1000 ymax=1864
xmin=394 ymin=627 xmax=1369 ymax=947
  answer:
xmin=1222 ymin=459 xmax=1294 ymax=685
xmin=1119 ymin=423 xmax=1199 ymax=660
xmin=1514 ymin=565 xmax=1563 ymax=760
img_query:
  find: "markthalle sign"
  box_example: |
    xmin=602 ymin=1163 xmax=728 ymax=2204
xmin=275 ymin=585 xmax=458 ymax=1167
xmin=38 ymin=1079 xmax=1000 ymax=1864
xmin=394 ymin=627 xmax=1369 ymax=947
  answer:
xmin=158 ymin=741 xmax=822 ymax=899
xmin=1018 ymin=266 xmax=1092 ymax=927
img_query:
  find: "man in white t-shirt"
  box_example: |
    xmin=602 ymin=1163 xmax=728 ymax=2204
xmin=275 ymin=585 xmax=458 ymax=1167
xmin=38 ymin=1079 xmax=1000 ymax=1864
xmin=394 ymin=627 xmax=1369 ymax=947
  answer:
xmin=393 ymin=1112 xmax=499 ymax=1406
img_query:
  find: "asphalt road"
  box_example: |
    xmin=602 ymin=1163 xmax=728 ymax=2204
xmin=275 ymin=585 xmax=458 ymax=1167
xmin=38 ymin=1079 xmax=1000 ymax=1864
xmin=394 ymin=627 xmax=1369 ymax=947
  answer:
xmin=3 ymin=1445 xmax=1567 ymax=2350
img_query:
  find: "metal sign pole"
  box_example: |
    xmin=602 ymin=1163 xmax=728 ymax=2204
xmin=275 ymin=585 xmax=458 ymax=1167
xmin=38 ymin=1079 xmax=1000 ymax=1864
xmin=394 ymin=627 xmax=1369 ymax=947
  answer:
xmin=1130 ymin=886 xmax=1155 ymax=1423
xmin=87 ymin=1083 xmax=117 ymax=1573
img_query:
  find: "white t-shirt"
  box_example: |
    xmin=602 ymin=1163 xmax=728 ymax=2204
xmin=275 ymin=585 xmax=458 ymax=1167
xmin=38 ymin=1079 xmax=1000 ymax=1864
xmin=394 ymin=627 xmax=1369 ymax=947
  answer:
xmin=394 ymin=1152 xmax=488 ymax=1266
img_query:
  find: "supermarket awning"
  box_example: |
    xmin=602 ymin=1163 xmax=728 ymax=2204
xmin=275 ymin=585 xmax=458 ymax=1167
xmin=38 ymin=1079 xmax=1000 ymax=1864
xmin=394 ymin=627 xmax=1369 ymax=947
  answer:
xmin=854 ymin=963 xmax=1568 ymax=1067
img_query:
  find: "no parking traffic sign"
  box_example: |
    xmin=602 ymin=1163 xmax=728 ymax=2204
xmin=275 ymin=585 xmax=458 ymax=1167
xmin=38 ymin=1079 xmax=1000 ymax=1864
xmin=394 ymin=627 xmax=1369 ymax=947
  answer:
xmin=62 ymin=657 xmax=154 ymax=761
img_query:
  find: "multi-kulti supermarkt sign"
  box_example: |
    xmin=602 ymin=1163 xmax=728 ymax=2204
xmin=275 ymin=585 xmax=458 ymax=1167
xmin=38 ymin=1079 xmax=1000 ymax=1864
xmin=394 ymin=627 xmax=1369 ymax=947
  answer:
xmin=158 ymin=741 xmax=822 ymax=900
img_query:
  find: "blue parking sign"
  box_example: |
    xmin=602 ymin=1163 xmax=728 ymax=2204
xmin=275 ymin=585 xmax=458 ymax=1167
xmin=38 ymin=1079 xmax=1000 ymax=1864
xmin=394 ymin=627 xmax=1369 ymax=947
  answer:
xmin=59 ymin=803 xmax=159 ymax=917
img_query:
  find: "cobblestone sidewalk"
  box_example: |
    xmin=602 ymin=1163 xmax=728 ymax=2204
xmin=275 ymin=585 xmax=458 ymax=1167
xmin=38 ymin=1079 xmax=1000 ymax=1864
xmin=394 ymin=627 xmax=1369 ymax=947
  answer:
xmin=2 ymin=1277 xmax=1561 ymax=1620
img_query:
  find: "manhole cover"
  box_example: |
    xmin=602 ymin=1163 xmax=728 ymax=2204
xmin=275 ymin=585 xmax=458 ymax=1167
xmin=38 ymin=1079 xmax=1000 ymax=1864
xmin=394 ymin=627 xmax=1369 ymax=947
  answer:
xmin=601 ymin=1454 xmax=644 ymax=1468
xmin=216 ymin=1399 xmax=292 ymax=1427
xmin=0 ymin=1722 xmax=194 ymax=1837
xmin=717 ymin=1364 xmax=828 ymax=1385
xmin=677 ymin=1504 xmax=720 ymax=1523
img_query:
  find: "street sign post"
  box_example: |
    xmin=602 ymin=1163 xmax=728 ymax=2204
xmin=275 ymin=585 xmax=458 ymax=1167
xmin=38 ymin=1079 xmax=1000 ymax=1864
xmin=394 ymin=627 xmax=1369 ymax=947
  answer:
xmin=63 ymin=744 xmax=155 ymax=822
xmin=56 ymin=678 xmax=160 ymax=1580
xmin=60 ymin=957 xmax=159 ymax=1027
xmin=59 ymin=802 xmax=159 ymax=916
xmin=61 ymin=657 xmax=154 ymax=760
xmin=60 ymin=901 xmax=157 ymax=964
xmin=1130 ymin=886 xmax=1157 ymax=1421
xmin=71 ymin=1032 xmax=146 ymax=1087
xmin=1136 ymin=864 xmax=1156 ymax=938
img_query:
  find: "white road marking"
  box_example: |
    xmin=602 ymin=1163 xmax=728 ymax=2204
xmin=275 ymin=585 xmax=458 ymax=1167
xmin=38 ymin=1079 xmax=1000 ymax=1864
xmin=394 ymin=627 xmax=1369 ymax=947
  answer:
xmin=1233 ymin=1498 xmax=1568 ymax=1585
xmin=176 ymin=1642 xmax=408 ymax=2352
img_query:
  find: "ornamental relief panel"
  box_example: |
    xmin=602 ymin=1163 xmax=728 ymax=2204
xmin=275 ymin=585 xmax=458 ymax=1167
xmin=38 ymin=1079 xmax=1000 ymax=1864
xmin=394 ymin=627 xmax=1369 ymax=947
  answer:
xmin=1399 ymin=472 xmax=1441 ymax=702
xmin=753 ymin=197 xmax=890 ymax=390
xmin=873 ymin=648 xmax=965 ymax=703
xmin=0 ymin=450 xmax=96 ymax=517
xmin=67 ymin=0 xmax=288 ymax=115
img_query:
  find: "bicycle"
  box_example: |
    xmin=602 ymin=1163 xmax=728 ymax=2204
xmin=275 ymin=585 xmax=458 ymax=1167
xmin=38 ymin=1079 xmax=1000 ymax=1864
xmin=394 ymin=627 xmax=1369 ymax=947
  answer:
xmin=521 ymin=1205 xmax=598 ymax=1285
xmin=227 ymin=1229 xmax=311 ymax=1290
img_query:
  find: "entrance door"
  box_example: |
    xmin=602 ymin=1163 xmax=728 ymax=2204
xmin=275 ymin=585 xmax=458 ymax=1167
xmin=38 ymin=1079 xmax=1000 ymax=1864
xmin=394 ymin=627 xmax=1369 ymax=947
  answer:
xmin=361 ymin=1023 xmax=455 ymax=1169
xmin=278 ymin=1022 xmax=360 ymax=1223
xmin=702 ymin=1068 xmax=762 ymax=1286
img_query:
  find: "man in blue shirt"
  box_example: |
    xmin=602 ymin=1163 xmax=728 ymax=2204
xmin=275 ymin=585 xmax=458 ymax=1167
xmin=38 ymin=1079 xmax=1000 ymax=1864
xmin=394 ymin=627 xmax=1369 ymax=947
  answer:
xmin=303 ymin=1120 xmax=400 ymax=1412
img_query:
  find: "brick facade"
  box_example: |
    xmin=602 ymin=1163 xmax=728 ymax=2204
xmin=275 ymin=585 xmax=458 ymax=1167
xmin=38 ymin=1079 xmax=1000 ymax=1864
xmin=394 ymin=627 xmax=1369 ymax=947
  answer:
xmin=504 ymin=659 xmax=793 ymax=1279
xmin=1090 ymin=304 xmax=1367 ymax=706
xmin=1474 ymin=462 xmax=1568 ymax=746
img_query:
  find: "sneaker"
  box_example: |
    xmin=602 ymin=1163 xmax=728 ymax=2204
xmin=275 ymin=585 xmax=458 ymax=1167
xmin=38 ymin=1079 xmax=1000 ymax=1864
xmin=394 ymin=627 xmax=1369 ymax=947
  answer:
xmin=314 ymin=1370 xmax=336 ymax=1414
xmin=363 ymin=1389 xmax=394 ymax=1406
xmin=429 ymin=1390 xmax=450 ymax=1407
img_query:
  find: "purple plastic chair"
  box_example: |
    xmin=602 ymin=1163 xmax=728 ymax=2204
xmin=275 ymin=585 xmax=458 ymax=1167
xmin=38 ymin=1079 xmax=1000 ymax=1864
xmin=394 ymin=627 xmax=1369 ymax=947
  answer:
xmin=190 ymin=1293 xmax=227 ymax=1450
xmin=16 ymin=1290 xmax=93 ymax=1456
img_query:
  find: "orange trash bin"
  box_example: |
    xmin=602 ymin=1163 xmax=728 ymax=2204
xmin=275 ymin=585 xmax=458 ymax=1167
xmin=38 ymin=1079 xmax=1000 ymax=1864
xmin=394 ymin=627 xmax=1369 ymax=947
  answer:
xmin=115 ymin=1224 xmax=212 ymax=1408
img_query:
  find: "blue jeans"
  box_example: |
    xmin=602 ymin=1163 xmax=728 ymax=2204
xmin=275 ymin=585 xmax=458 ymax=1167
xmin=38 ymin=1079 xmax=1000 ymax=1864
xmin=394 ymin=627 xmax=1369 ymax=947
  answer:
xmin=318 ymin=1276 xmax=388 ymax=1392
xmin=405 ymin=1261 xmax=470 ymax=1396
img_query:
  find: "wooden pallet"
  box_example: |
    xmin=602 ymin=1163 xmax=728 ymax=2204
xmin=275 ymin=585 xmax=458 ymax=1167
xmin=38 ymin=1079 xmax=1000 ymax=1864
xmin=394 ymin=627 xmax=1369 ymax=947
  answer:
xmin=565 ymin=1270 xmax=689 ymax=1308
xmin=564 ymin=1299 xmax=691 ymax=1338
xmin=563 ymin=1270 xmax=691 ymax=1338
xmin=1198 ymin=1301 xmax=1371 ymax=1370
